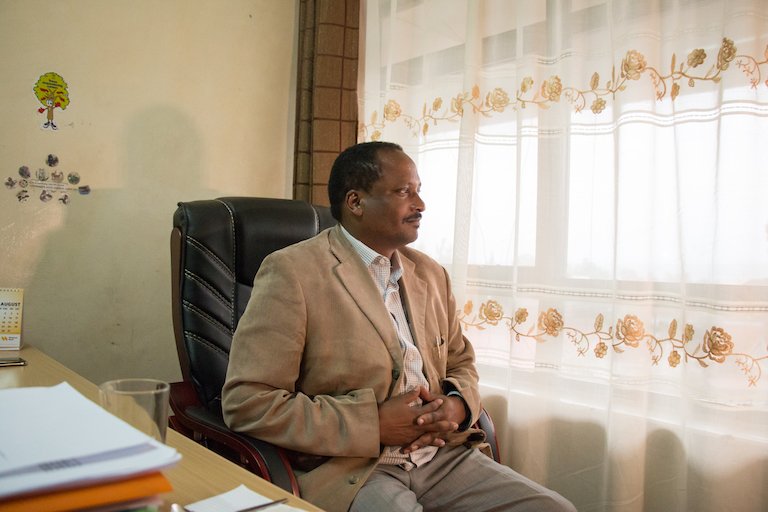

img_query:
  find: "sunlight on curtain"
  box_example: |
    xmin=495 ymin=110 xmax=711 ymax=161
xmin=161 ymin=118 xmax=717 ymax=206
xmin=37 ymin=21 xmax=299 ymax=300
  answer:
xmin=359 ymin=1 xmax=768 ymax=511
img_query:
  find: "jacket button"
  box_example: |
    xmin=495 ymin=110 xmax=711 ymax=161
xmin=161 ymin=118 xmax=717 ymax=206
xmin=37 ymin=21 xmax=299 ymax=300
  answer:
xmin=349 ymin=475 xmax=360 ymax=485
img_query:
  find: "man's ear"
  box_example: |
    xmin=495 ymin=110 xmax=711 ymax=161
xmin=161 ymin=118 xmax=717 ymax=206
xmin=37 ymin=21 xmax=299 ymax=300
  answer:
xmin=344 ymin=191 xmax=364 ymax=217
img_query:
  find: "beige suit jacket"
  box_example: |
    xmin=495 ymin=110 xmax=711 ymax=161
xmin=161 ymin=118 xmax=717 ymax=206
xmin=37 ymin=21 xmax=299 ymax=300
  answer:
xmin=222 ymin=225 xmax=481 ymax=511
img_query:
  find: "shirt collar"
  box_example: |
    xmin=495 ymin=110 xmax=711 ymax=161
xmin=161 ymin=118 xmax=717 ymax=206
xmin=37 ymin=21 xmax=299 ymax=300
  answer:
xmin=340 ymin=225 xmax=403 ymax=281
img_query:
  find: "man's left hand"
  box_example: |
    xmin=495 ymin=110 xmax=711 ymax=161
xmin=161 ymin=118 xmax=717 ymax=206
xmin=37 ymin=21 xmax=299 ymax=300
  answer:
xmin=401 ymin=387 xmax=466 ymax=454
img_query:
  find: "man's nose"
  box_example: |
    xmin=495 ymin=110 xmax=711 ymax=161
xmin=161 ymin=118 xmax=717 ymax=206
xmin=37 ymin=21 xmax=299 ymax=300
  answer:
xmin=413 ymin=192 xmax=425 ymax=211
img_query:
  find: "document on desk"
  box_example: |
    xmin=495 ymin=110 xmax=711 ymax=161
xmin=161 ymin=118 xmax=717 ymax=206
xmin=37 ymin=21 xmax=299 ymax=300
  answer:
xmin=0 ymin=382 xmax=180 ymax=499
xmin=186 ymin=485 xmax=304 ymax=512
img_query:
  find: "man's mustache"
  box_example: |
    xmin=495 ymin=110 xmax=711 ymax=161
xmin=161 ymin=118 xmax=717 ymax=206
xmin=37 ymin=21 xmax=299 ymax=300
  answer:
xmin=405 ymin=213 xmax=422 ymax=222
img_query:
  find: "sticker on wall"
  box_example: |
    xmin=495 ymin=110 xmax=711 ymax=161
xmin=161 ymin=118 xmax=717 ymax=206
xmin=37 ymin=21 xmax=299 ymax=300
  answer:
xmin=33 ymin=72 xmax=70 ymax=131
xmin=4 ymin=154 xmax=90 ymax=204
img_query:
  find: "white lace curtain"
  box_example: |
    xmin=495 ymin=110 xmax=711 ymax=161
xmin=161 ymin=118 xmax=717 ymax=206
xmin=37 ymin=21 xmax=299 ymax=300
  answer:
xmin=359 ymin=1 xmax=768 ymax=510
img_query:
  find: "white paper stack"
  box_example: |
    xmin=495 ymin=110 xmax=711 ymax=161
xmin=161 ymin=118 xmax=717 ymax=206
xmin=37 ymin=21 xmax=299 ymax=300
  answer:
xmin=0 ymin=382 xmax=181 ymax=501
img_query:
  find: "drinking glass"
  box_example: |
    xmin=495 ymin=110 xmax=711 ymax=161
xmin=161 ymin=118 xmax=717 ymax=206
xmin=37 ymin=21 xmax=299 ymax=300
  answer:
xmin=99 ymin=378 xmax=170 ymax=443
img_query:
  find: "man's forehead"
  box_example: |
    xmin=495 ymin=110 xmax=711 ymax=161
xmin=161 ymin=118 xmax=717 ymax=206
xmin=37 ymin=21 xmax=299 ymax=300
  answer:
xmin=377 ymin=149 xmax=416 ymax=172
xmin=376 ymin=147 xmax=408 ymax=164
xmin=378 ymin=166 xmax=421 ymax=186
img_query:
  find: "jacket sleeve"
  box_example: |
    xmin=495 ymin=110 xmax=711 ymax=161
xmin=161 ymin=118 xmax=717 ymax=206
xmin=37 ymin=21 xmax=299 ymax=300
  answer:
xmin=221 ymin=252 xmax=381 ymax=458
xmin=439 ymin=266 xmax=482 ymax=426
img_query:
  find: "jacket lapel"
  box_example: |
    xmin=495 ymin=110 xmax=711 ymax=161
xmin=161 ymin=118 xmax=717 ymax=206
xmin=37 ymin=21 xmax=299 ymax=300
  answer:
xmin=398 ymin=253 xmax=428 ymax=359
xmin=327 ymin=227 xmax=403 ymax=365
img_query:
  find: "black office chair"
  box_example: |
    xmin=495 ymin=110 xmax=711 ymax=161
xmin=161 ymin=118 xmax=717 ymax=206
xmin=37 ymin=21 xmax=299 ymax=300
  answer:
xmin=169 ymin=197 xmax=500 ymax=496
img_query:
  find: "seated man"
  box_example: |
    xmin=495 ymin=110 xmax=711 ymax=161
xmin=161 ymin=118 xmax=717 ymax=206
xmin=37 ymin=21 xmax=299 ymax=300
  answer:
xmin=222 ymin=142 xmax=575 ymax=512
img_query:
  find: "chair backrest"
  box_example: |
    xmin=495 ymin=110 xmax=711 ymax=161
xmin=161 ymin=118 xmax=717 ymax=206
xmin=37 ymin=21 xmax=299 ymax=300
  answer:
xmin=171 ymin=197 xmax=336 ymax=414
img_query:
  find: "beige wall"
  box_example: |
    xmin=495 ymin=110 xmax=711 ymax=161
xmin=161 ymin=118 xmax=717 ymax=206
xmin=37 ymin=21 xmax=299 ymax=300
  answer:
xmin=0 ymin=0 xmax=297 ymax=383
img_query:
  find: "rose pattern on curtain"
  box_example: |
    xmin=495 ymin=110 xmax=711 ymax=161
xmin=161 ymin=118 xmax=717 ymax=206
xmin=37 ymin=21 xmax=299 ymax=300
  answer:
xmin=359 ymin=1 xmax=768 ymax=510
xmin=361 ymin=38 xmax=767 ymax=138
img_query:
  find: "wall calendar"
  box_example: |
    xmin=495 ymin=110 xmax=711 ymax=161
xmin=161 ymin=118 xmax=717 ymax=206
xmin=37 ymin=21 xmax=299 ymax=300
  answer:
xmin=0 ymin=288 xmax=23 ymax=350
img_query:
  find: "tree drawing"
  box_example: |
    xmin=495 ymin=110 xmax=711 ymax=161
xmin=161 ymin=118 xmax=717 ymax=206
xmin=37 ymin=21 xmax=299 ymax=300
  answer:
xmin=34 ymin=72 xmax=70 ymax=130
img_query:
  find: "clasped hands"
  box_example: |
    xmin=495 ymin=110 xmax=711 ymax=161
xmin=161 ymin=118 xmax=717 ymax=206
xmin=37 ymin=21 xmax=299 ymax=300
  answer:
xmin=378 ymin=386 xmax=466 ymax=454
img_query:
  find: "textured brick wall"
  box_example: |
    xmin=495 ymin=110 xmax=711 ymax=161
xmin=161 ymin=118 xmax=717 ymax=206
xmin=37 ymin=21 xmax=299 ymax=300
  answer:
xmin=294 ymin=0 xmax=359 ymax=206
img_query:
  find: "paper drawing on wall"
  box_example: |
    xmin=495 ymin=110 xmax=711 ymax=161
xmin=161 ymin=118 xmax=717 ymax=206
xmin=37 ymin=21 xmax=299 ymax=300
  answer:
xmin=33 ymin=72 xmax=69 ymax=131
xmin=4 ymin=154 xmax=90 ymax=204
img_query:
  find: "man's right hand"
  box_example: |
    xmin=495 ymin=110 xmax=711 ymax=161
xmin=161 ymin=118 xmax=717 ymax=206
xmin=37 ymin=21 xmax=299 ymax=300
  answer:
xmin=378 ymin=387 xmax=459 ymax=450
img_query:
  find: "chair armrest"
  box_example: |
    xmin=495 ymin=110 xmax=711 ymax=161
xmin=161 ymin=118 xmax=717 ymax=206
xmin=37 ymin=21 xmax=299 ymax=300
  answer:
xmin=474 ymin=407 xmax=501 ymax=463
xmin=169 ymin=381 xmax=300 ymax=495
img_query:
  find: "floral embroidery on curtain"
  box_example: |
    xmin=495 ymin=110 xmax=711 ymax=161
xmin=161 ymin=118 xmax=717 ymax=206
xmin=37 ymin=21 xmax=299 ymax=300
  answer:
xmin=360 ymin=2 xmax=768 ymax=508
xmin=460 ymin=300 xmax=766 ymax=386
xmin=360 ymin=38 xmax=768 ymax=139
xmin=360 ymin=35 xmax=768 ymax=388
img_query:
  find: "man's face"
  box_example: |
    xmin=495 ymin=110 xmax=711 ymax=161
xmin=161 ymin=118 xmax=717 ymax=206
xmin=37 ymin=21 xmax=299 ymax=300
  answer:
xmin=355 ymin=149 xmax=425 ymax=257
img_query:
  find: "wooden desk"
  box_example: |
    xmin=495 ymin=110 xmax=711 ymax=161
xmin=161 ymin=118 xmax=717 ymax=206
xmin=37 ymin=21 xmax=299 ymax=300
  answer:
xmin=0 ymin=346 xmax=322 ymax=512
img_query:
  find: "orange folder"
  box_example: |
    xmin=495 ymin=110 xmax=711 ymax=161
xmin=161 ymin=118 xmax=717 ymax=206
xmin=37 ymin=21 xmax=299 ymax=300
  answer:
xmin=0 ymin=472 xmax=172 ymax=512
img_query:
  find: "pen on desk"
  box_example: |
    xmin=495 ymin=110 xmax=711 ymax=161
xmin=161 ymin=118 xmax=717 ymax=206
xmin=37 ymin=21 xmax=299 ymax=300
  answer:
xmin=235 ymin=497 xmax=289 ymax=512
xmin=173 ymin=498 xmax=289 ymax=512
